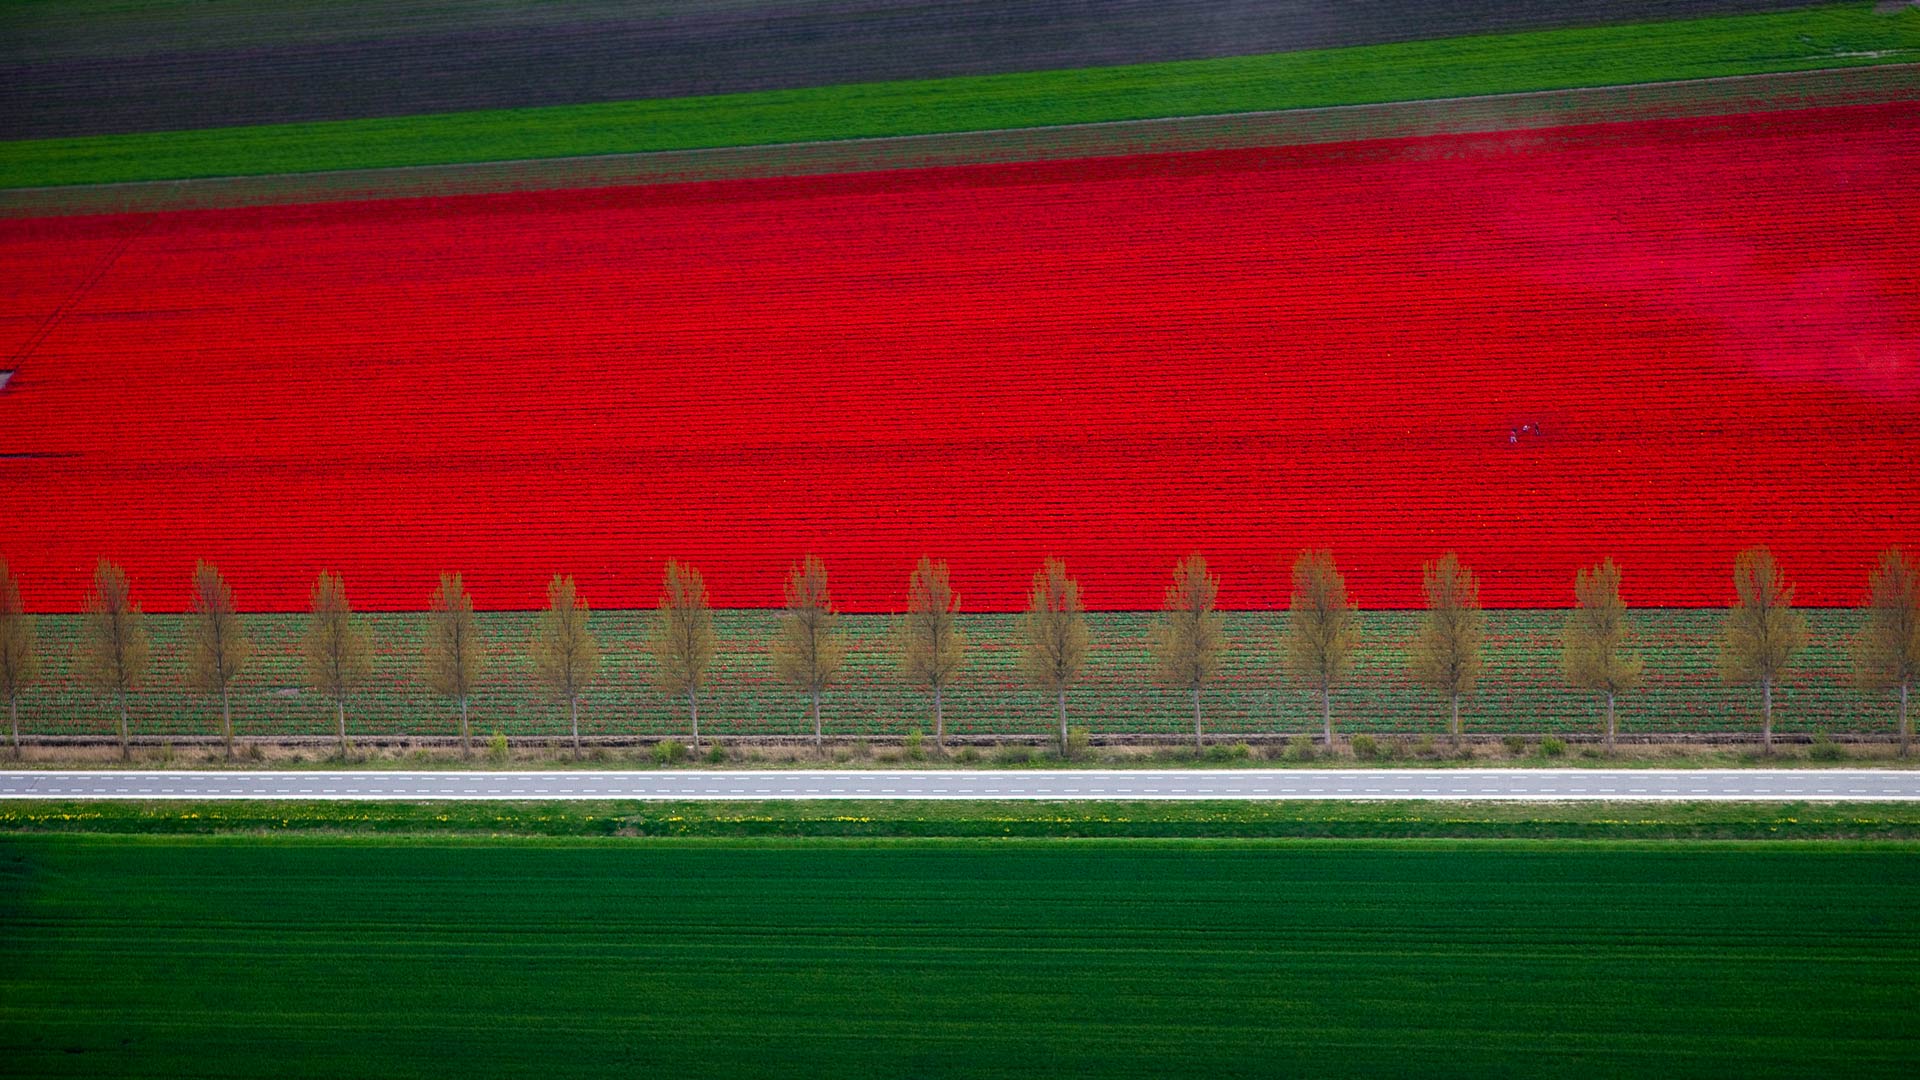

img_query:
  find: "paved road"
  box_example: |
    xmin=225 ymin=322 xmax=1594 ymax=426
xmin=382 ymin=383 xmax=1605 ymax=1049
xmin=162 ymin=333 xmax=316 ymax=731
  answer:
xmin=3 ymin=769 xmax=1918 ymax=801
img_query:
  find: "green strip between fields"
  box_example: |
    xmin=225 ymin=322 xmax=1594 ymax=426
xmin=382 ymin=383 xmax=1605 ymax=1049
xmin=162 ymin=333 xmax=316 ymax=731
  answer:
xmin=7 ymin=799 xmax=1920 ymax=840
xmin=1 ymin=3 xmax=1913 ymax=189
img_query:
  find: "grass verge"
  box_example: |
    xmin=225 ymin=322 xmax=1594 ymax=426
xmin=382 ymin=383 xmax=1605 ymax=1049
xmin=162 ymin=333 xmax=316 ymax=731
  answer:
xmin=2 ymin=4 xmax=1912 ymax=187
xmin=6 ymin=734 xmax=1915 ymax=770
xmin=5 ymin=798 xmax=1920 ymax=840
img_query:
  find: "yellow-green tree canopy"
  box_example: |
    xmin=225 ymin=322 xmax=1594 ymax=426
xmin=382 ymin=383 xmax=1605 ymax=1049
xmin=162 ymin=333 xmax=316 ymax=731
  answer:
xmin=1019 ymin=557 xmax=1089 ymax=695
xmin=81 ymin=559 xmax=150 ymax=759
xmin=1857 ymin=548 xmax=1920 ymax=693
xmin=423 ymin=572 xmax=485 ymax=703
xmin=185 ymin=561 xmax=250 ymax=696
xmin=531 ymin=574 xmax=600 ymax=703
xmin=651 ymin=560 xmax=717 ymax=698
xmin=1152 ymin=552 xmax=1227 ymax=692
xmin=899 ymin=556 xmax=965 ymax=692
xmin=186 ymin=560 xmax=252 ymax=757
xmin=1410 ymin=552 xmax=1483 ymax=699
xmin=1720 ymin=546 xmax=1805 ymax=687
xmin=0 ymin=557 xmax=39 ymax=705
xmin=772 ymin=555 xmax=846 ymax=697
xmin=1284 ymin=549 xmax=1360 ymax=695
xmin=1856 ymin=548 xmax=1920 ymax=756
xmin=303 ymin=571 xmax=372 ymax=705
xmin=0 ymin=557 xmax=41 ymax=753
xmin=81 ymin=559 xmax=148 ymax=698
xmin=1562 ymin=558 xmax=1643 ymax=696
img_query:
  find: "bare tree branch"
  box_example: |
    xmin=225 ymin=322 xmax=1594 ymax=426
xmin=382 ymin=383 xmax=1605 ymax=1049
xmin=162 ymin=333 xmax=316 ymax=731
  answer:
xmin=1720 ymin=546 xmax=1805 ymax=754
xmin=1410 ymin=552 xmax=1482 ymax=747
xmin=1019 ymin=557 xmax=1089 ymax=756
xmin=898 ymin=557 xmax=965 ymax=745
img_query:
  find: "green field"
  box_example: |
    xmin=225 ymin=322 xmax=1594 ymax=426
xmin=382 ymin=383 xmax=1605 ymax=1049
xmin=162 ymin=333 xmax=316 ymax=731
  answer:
xmin=13 ymin=609 xmax=1891 ymax=744
xmin=2 ymin=833 xmax=1914 ymax=1077
xmin=2 ymin=4 xmax=1912 ymax=188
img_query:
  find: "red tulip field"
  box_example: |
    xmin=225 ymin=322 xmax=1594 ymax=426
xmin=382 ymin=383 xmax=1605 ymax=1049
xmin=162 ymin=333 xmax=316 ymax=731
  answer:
xmin=3 ymin=102 xmax=1915 ymax=616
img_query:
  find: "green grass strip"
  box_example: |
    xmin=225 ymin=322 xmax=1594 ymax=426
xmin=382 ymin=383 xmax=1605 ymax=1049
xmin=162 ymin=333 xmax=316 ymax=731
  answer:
xmin=2 ymin=4 xmax=1913 ymax=188
xmin=6 ymin=798 xmax=1920 ymax=840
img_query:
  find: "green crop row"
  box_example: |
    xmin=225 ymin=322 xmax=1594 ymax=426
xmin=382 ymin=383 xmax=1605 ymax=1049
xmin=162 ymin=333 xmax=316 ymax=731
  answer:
xmin=8 ymin=609 xmax=1895 ymax=743
xmin=2 ymin=4 xmax=1912 ymax=188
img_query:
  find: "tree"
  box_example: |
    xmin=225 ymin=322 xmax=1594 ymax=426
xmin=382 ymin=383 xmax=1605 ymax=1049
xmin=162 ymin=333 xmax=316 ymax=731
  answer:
xmin=423 ymin=572 xmax=485 ymax=758
xmin=1720 ymin=546 xmax=1805 ymax=753
xmin=1019 ymin=558 xmax=1089 ymax=756
xmin=1855 ymin=548 xmax=1919 ymax=757
xmin=650 ymin=560 xmax=717 ymax=750
xmin=1152 ymin=553 xmax=1228 ymax=750
xmin=79 ymin=560 xmax=149 ymax=760
xmin=1410 ymin=552 xmax=1483 ymax=747
xmin=530 ymin=574 xmax=600 ymax=758
xmin=0 ymin=558 xmax=39 ymax=757
xmin=304 ymin=571 xmax=373 ymax=755
xmin=1283 ymin=550 xmax=1360 ymax=748
xmin=899 ymin=557 xmax=965 ymax=745
xmin=184 ymin=561 xmax=251 ymax=759
xmin=1560 ymin=558 xmax=1643 ymax=755
xmin=771 ymin=555 xmax=847 ymax=748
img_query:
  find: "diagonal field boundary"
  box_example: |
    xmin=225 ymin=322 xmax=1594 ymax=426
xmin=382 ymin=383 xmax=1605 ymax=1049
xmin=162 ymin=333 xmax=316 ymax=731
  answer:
xmin=4 ymin=769 xmax=1918 ymax=800
xmin=2 ymin=63 xmax=1912 ymax=219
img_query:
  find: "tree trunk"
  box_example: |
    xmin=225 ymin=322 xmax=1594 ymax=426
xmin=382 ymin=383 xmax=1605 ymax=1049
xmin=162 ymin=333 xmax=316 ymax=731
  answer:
xmin=117 ymin=688 xmax=129 ymax=761
xmin=933 ymin=685 xmax=943 ymax=747
xmin=1322 ymin=684 xmax=1333 ymax=748
xmin=570 ymin=695 xmax=580 ymax=759
xmin=460 ymin=695 xmax=471 ymax=758
xmin=9 ymin=692 xmax=17 ymax=758
xmin=336 ymin=699 xmax=346 ymax=754
xmin=221 ymin=684 xmax=233 ymax=760
xmin=689 ymin=687 xmax=700 ymax=750
xmin=1605 ymin=690 xmax=1616 ymax=756
xmin=1193 ymin=686 xmax=1203 ymax=751
xmin=1889 ymin=680 xmax=1904 ymax=757
xmin=1058 ymin=687 xmax=1068 ymax=757
xmin=1761 ymin=675 xmax=1773 ymax=754
xmin=812 ymin=688 xmax=822 ymax=748
xmin=1449 ymin=692 xmax=1461 ymax=748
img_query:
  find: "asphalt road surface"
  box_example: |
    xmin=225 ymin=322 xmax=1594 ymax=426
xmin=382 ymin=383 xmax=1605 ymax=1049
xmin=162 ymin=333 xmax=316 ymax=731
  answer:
xmin=3 ymin=769 xmax=1918 ymax=801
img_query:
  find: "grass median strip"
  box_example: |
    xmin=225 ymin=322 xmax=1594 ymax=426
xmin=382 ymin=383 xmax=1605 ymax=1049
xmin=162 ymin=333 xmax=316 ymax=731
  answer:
xmin=6 ymin=798 xmax=1920 ymax=839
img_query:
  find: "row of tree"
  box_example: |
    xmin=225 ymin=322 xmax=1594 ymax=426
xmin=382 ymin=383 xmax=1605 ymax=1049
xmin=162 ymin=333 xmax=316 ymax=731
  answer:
xmin=1 ymin=547 xmax=1915 ymax=760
